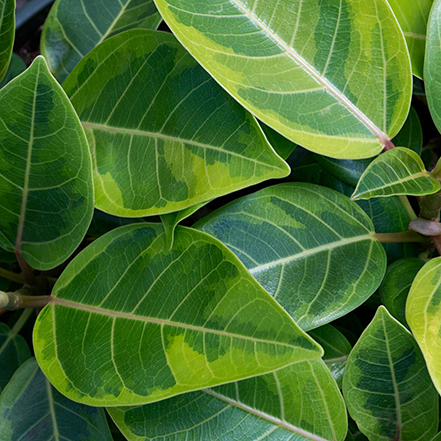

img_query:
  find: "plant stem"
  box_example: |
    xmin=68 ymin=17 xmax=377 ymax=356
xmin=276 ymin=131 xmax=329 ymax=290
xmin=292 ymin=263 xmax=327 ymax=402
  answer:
xmin=15 ymin=251 xmax=35 ymax=287
xmin=374 ymin=231 xmax=428 ymax=243
xmin=397 ymin=195 xmax=417 ymax=221
xmin=0 ymin=268 xmax=24 ymax=285
xmin=384 ymin=139 xmax=396 ymax=151
xmin=9 ymin=308 xmax=33 ymax=335
xmin=0 ymin=291 xmax=51 ymax=310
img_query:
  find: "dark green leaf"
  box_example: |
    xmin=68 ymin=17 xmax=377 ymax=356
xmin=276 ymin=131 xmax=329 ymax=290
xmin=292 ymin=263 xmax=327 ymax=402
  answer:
xmin=0 ymin=0 xmax=14 ymax=83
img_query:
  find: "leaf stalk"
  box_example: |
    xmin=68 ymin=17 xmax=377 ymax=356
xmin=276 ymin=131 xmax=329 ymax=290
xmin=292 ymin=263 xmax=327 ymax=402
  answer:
xmin=0 ymin=291 xmax=51 ymax=310
xmin=374 ymin=231 xmax=428 ymax=243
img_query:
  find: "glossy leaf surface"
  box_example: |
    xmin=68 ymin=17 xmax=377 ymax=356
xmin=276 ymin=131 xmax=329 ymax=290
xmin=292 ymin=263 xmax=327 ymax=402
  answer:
xmin=195 ymin=183 xmax=387 ymax=330
xmin=0 ymin=358 xmax=112 ymax=441
xmin=34 ymin=223 xmax=321 ymax=406
xmin=343 ymin=306 xmax=439 ymax=441
xmin=41 ymin=0 xmax=162 ymax=82
xmin=108 ymin=359 xmax=347 ymax=441
xmin=154 ymin=0 xmax=412 ymax=159
xmin=388 ymin=0 xmax=433 ymax=79
xmin=260 ymin=122 xmax=297 ymax=160
xmin=380 ymin=258 xmax=425 ymax=327
xmin=0 ymin=56 xmax=94 ymax=270
xmin=406 ymin=257 xmax=441 ymax=395
xmin=0 ymin=316 xmax=31 ymax=392
xmin=309 ymin=324 xmax=351 ymax=388
xmin=0 ymin=0 xmax=14 ymax=83
xmin=64 ymin=30 xmax=289 ymax=217
xmin=425 ymin=0 xmax=441 ymax=133
xmin=352 ymin=148 xmax=440 ymax=200
xmin=0 ymin=54 xmax=25 ymax=89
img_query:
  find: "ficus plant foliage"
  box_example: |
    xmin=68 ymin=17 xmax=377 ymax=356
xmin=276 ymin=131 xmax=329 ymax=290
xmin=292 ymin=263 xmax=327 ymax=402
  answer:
xmin=4 ymin=0 xmax=441 ymax=440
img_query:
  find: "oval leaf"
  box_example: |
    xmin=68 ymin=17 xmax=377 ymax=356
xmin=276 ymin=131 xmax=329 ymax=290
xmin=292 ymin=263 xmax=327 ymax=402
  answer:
xmin=0 ymin=56 xmax=94 ymax=270
xmin=0 ymin=0 xmax=14 ymax=83
xmin=0 ymin=312 xmax=31 ymax=392
xmin=154 ymin=0 xmax=412 ymax=159
xmin=406 ymin=257 xmax=441 ymax=395
xmin=352 ymin=148 xmax=440 ymax=200
xmin=388 ymin=0 xmax=433 ymax=79
xmin=380 ymin=258 xmax=425 ymax=327
xmin=195 ymin=183 xmax=387 ymax=330
xmin=0 ymin=358 xmax=112 ymax=441
xmin=309 ymin=324 xmax=352 ymax=388
xmin=108 ymin=359 xmax=347 ymax=441
xmin=41 ymin=0 xmax=162 ymax=82
xmin=343 ymin=306 xmax=439 ymax=441
xmin=425 ymin=0 xmax=441 ymax=133
xmin=33 ymin=223 xmax=321 ymax=407
xmin=63 ymin=30 xmax=289 ymax=217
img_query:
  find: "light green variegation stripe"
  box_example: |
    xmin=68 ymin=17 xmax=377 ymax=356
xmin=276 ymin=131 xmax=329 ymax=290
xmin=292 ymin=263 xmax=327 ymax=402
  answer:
xmin=33 ymin=223 xmax=321 ymax=407
xmin=309 ymin=324 xmax=352 ymax=388
xmin=0 ymin=358 xmax=112 ymax=441
xmin=161 ymin=200 xmax=211 ymax=249
xmin=388 ymin=0 xmax=433 ymax=79
xmin=0 ymin=0 xmax=14 ymax=83
xmin=380 ymin=258 xmax=425 ymax=327
xmin=352 ymin=148 xmax=440 ymax=200
xmin=195 ymin=183 xmax=387 ymax=330
xmin=41 ymin=0 xmax=162 ymax=82
xmin=0 ymin=310 xmax=31 ymax=392
xmin=426 ymin=0 xmax=441 ymax=133
xmin=154 ymin=0 xmax=412 ymax=159
xmin=108 ymin=359 xmax=347 ymax=441
xmin=64 ymin=30 xmax=289 ymax=217
xmin=0 ymin=56 xmax=94 ymax=270
xmin=406 ymin=257 xmax=441 ymax=396
xmin=343 ymin=306 xmax=438 ymax=441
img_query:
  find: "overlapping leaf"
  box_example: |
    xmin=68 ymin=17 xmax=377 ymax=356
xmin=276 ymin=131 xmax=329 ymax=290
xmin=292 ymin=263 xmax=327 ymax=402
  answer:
xmin=380 ymin=258 xmax=425 ymax=327
xmin=108 ymin=359 xmax=347 ymax=441
xmin=0 ymin=311 xmax=31 ymax=392
xmin=309 ymin=324 xmax=352 ymax=388
xmin=0 ymin=358 xmax=112 ymax=441
xmin=352 ymin=148 xmax=440 ymax=200
xmin=393 ymin=107 xmax=423 ymax=156
xmin=0 ymin=54 xmax=25 ymax=89
xmin=34 ymin=223 xmax=321 ymax=407
xmin=195 ymin=183 xmax=387 ymax=331
xmin=63 ymin=30 xmax=289 ymax=217
xmin=154 ymin=0 xmax=412 ymax=159
xmin=0 ymin=56 xmax=94 ymax=270
xmin=41 ymin=0 xmax=162 ymax=82
xmin=425 ymin=0 xmax=441 ymax=133
xmin=0 ymin=0 xmax=14 ymax=83
xmin=406 ymin=257 xmax=441 ymax=395
xmin=343 ymin=306 xmax=439 ymax=441
xmin=388 ymin=0 xmax=433 ymax=79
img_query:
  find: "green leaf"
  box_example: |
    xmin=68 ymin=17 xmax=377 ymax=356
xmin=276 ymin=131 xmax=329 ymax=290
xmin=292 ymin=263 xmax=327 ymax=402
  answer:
xmin=0 ymin=311 xmax=31 ymax=392
xmin=343 ymin=306 xmax=439 ymax=441
xmin=41 ymin=0 xmax=162 ymax=82
xmin=0 ymin=56 xmax=94 ymax=270
xmin=406 ymin=257 xmax=441 ymax=396
xmin=393 ymin=107 xmax=423 ymax=155
xmin=33 ymin=223 xmax=321 ymax=407
xmin=352 ymin=148 xmax=440 ymax=200
xmin=425 ymin=0 xmax=441 ymax=133
xmin=380 ymin=258 xmax=426 ymax=327
xmin=260 ymin=122 xmax=297 ymax=160
xmin=87 ymin=210 xmax=149 ymax=238
xmin=161 ymin=201 xmax=211 ymax=249
xmin=108 ymin=359 xmax=347 ymax=441
xmin=63 ymin=30 xmax=289 ymax=217
xmin=195 ymin=182 xmax=387 ymax=331
xmin=0 ymin=0 xmax=14 ymax=83
xmin=309 ymin=324 xmax=351 ymax=388
xmin=0 ymin=358 xmax=112 ymax=441
xmin=433 ymin=433 xmax=441 ymax=441
xmin=0 ymin=54 xmax=25 ymax=89
xmin=154 ymin=0 xmax=412 ymax=159
xmin=387 ymin=0 xmax=433 ymax=79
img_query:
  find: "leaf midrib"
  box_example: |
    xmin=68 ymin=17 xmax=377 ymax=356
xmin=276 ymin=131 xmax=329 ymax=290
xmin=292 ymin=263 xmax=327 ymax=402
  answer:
xmin=50 ymin=298 xmax=301 ymax=349
xmin=82 ymin=122 xmax=282 ymax=169
xmin=248 ymin=234 xmax=374 ymax=274
xmin=227 ymin=0 xmax=389 ymax=145
xmin=202 ymin=388 xmax=333 ymax=441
